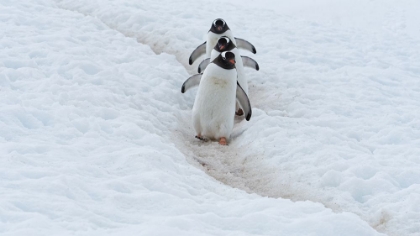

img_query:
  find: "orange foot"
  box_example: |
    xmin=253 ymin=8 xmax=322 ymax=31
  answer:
xmin=235 ymin=109 xmax=244 ymax=116
xmin=219 ymin=137 xmax=227 ymax=145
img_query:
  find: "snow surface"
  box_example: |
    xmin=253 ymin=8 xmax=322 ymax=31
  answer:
xmin=1 ymin=0 xmax=420 ymax=235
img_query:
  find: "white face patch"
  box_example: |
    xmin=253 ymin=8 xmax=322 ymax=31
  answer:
xmin=221 ymin=51 xmax=227 ymax=60
xmin=213 ymin=19 xmax=225 ymax=27
xmin=221 ymin=36 xmax=230 ymax=44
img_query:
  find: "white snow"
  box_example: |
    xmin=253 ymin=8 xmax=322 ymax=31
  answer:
xmin=1 ymin=0 xmax=419 ymax=235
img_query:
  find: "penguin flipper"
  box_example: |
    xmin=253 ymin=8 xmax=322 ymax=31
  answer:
xmin=198 ymin=58 xmax=210 ymax=73
xmin=235 ymin=38 xmax=257 ymax=54
xmin=241 ymin=56 xmax=259 ymax=71
xmin=181 ymin=73 xmax=202 ymax=93
xmin=189 ymin=42 xmax=207 ymax=65
xmin=236 ymin=82 xmax=252 ymax=121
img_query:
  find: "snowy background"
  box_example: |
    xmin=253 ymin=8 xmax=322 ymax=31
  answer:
xmin=1 ymin=0 xmax=420 ymax=235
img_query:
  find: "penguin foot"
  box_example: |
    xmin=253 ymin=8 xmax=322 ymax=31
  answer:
xmin=219 ymin=137 xmax=227 ymax=146
xmin=235 ymin=109 xmax=244 ymax=116
xmin=195 ymin=135 xmax=207 ymax=141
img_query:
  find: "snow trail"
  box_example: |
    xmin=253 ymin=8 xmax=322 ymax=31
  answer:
xmin=52 ymin=1 xmax=420 ymax=235
xmin=53 ymin=0 xmax=284 ymax=201
xmin=2 ymin=3 xmax=383 ymax=236
xmin=49 ymin=1 xmax=362 ymax=228
xmin=51 ymin=2 xmax=316 ymax=209
xmin=3 ymin=0 xmax=420 ymax=235
xmin=49 ymin=2 xmax=288 ymax=205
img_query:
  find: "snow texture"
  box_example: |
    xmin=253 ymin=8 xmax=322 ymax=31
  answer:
xmin=1 ymin=0 xmax=419 ymax=235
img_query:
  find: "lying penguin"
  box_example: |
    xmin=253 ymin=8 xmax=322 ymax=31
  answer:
xmin=189 ymin=18 xmax=257 ymax=65
xmin=189 ymin=52 xmax=252 ymax=145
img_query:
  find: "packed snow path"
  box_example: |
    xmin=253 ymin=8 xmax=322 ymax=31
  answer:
xmin=1 ymin=0 xmax=420 ymax=235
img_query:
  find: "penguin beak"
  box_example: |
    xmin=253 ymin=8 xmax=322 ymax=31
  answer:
xmin=219 ymin=45 xmax=225 ymax=50
xmin=228 ymin=58 xmax=235 ymax=65
xmin=217 ymin=26 xmax=223 ymax=31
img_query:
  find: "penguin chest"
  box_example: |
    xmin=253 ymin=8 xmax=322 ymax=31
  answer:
xmin=197 ymin=64 xmax=238 ymax=104
xmin=198 ymin=74 xmax=236 ymax=106
xmin=210 ymin=76 xmax=229 ymax=88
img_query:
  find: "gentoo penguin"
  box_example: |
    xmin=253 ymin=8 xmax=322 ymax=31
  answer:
xmin=189 ymin=18 xmax=257 ymax=65
xmin=191 ymin=36 xmax=254 ymax=116
xmin=191 ymin=51 xmax=252 ymax=145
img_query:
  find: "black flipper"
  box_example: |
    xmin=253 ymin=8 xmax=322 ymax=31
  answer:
xmin=181 ymin=73 xmax=202 ymax=93
xmin=241 ymin=56 xmax=259 ymax=71
xmin=236 ymin=82 xmax=252 ymax=121
xmin=198 ymin=58 xmax=210 ymax=73
xmin=235 ymin=38 xmax=257 ymax=54
xmin=189 ymin=42 xmax=207 ymax=65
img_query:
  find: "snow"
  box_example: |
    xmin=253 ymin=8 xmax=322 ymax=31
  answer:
xmin=1 ymin=0 xmax=419 ymax=235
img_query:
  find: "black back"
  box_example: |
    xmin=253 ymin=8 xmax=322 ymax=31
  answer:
xmin=212 ymin=51 xmax=236 ymax=70
xmin=209 ymin=18 xmax=230 ymax=34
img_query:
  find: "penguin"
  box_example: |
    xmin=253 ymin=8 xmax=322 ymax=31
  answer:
xmin=190 ymin=36 xmax=254 ymax=116
xmin=189 ymin=18 xmax=257 ymax=65
xmin=191 ymin=51 xmax=252 ymax=145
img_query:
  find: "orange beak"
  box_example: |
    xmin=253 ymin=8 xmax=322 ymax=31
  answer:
xmin=217 ymin=26 xmax=222 ymax=31
xmin=228 ymin=58 xmax=236 ymax=65
xmin=219 ymin=45 xmax=225 ymax=50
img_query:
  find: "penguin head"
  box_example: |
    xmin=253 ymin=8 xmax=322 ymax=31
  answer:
xmin=215 ymin=36 xmax=236 ymax=52
xmin=222 ymin=51 xmax=236 ymax=65
xmin=213 ymin=51 xmax=236 ymax=70
xmin=210 ymin=18 xmax=230 ymax=34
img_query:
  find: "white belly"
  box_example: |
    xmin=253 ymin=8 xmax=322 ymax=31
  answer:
xmin=192 ymin=64 xmax=237 ymax=140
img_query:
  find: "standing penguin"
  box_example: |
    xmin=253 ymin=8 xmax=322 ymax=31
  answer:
xmin=193 ymin=36 xmax=257 ymax=116
xmin=189 ymin=18 xmax=257 ymax=65
xmin=192 ymin=51 xmax=252 ymax=145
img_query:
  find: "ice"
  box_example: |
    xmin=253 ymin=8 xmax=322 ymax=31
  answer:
xmin=1 ymin=0 xmax=420 ymax=235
